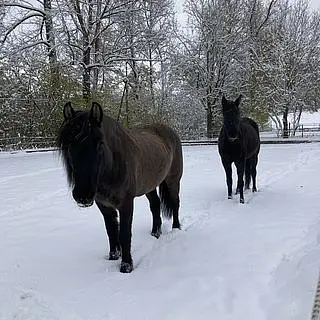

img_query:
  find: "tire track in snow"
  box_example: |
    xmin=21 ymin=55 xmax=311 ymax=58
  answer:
xmin=258 ymin=148 xmax=320 ymax=190
xmin=0 ymin=188 xmax=66 ymax=218
xmin=132 ymin=191 xmax=233 ymax=271
xmin=132 ymin=147 xmax=320 ymax=272
xmin=0 ymin=286 xmax=84 ymax=320
xmin=261 ymin=222 xmax=320 ymax=320
xmin=0 ymin=167 xmax=61 ymax=184
xmin=244 ymin=147 xmax=320 ymax=203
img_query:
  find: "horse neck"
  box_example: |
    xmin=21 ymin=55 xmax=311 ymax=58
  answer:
xmin=221 ymin=123 xmax=243 ymax=144
xmin=102 ymin=116 xmax=136 ymax=152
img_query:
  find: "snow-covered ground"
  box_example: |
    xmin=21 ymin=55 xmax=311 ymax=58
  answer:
xmin=1 ymin=144 xmax=320 ymax=320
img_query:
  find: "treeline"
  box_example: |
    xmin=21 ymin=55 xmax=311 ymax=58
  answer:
xmin=0 ymin=0 xmax=319 ymax=143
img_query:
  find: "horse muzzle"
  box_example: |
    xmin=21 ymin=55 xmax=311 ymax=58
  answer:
xmin=72 ymin=190 xmax=95 ymax=207
xmin=77 ymin=200 xmax=94 ymax=208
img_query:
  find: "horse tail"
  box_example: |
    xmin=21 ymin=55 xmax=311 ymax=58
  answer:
xmin=159 ymin=180 xmax=178 ymax=219
xmin=251 ymin=121 xmax=260 ymax=136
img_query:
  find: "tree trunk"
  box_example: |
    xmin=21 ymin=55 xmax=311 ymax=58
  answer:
xmin=92 ymin=0 xmax=102 ymax=93
xmin=73 ymin=0 xmax=92 ymax=101
xmin=130 ymin=47 xmax=141 ymax=109
xmin=149 ymin=48 xmax=155 ymax=109
xmin=159 ymin=59 xmax=166 ymax=116
xmin=206 ymin=101 xmax=214 ymax=138
xmin=43 ymin=0 xmax=58 ymax=76
xmin=82 ymin=43 xmax=91 ymax=101
xmin=282 ymin=106 xmax=289 ymax=138
xmin=125 ymin=63 xmax=129 ymax=127
xmin=293 ymin=105 xmax=302 ymax=136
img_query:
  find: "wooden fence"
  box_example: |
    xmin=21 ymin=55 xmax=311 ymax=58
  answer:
xmin=2 ymin=128 xmax=320 ymax=151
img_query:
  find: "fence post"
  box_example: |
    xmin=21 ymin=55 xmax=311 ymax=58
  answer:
xmin=289 ymin=123 xmax=291 ymax=137
xmin=311 ymin=271 xmax=320 ymax=320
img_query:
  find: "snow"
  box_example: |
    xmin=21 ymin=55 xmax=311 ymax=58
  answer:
xmin=1 ymin=144 xmax=320 ymax=320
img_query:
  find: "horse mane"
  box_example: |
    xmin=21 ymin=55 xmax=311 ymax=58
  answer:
xmin=101 ymin=116 xmax=133 ymax=188
xmin=57 ymin=111 xmax=90 ymax=186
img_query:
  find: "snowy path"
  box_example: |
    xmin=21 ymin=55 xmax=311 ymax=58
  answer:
xmin=1 ymin=144 xmax=320 ymax=319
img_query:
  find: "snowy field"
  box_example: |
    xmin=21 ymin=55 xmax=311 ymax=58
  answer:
xmin=1 ymin=143 xmax=320 ymax=320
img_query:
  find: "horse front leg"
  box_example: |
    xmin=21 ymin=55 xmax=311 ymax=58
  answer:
xmin=119 ymin=196 xmax=134 ymax=273
xmin=235 ymin=160 xmax=245 ymax=204
xmin=146 ymin=190 xmax=162 ymax=238
xmin=96 ymin=201 xmax=120 ymax=260
xmin=222 ymin=159 xmax=233 ymax=199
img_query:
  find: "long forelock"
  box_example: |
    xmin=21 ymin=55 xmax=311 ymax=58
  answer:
xmin=57 ymin=111 xmax=89 ymax=145
xmin=223 ymin=104 xmax=240 ymax=120
xmin=57 ymin=111 xmax=91 ymax=187
xmin=60 ymin=148 xmax=74 ymax=187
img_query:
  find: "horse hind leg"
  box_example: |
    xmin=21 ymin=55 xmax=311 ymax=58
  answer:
xmin=251 ymin=155 xmax=258 ymax=192
xmin=146 ymin=190 xmax=162 ymax=238
xmin=245 ymin=159 xmax=252 ymax=190
xmin=235 ymin=160 xmax=245 ymax=204
xmin=159 ymin=179 xmax=181 ymax=229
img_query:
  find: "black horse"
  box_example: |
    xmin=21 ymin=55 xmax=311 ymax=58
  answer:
xmin=57 ymin=102 xmax=183 ymax=273
xmin=218 ymin=95 xmax=260 ymax=204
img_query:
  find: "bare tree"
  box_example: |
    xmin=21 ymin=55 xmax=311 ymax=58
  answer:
xmin=115 ymin=0 xmax=177 ymax=124
xmin=255 ymin=0 xmax=320 ymax=136
xmin=180 ymin=0 xmax=248 ymax=137
xmin=1 ymin=0 xmax=58 ymax=74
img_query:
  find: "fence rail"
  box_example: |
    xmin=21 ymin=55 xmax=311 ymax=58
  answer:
xmin=311 ymin=272 xmax=320 ymax=320
xmin=276 ymin=124 xmax=320 ymax=138
xmin=2 ymin=128 xmax=320 ymax=151
xmin=0 ymin=136 xmax=56 ymax=151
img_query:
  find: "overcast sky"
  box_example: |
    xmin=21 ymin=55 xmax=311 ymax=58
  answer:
xmin=175 ymin=0 xmax=320 ymax=9
xmin=310 ymin=0 xmax=320 ymax=9
xmin=174 ymin=0 xmax=320 ymax=24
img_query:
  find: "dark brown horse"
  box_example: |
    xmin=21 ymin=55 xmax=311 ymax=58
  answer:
xmin=57 ymin=102 xmax=183 ymax=273
xmin=218 ymin=95 xmax=260 ymax=204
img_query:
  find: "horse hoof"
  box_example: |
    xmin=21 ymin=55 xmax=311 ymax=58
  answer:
xmin=228 ymin=195 xmax=232 ymax=199
xmin=109 ymin=250 xmax=121 ymax=260
xmin=120 ymin=262 xmax=133 ymax=273
xmin=252 ymin=188 xmax=257 ymax=193
xmin=172 ymin=222 xmax=181 ymax=229
xmin=240 ymin=199 xmax=244 ymax=204
xmin=151 ymin=229 xmax=162 ymax=239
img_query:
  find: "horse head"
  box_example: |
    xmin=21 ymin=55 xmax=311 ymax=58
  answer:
xmin=222 ymin=94 xmax=242 ymax=141
xmin=58 ymin=102 xmax=109 ymax=207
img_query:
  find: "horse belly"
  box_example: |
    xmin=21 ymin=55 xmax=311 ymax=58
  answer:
xmin=245 ymin=134 xmax=260 ymax=158
xmin=95 ymin=194 xmax=119 ymax=209
xmin=135 ymin=153 xmax=173 ymax=196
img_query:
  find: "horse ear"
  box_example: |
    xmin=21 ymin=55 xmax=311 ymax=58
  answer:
xmin=90 ymin=102 xmax=103 ymax=126
xmin=235 ymin=94 xmax=242 ymax=107
xmin=63 ymin=102 xmax=75 ymax=121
